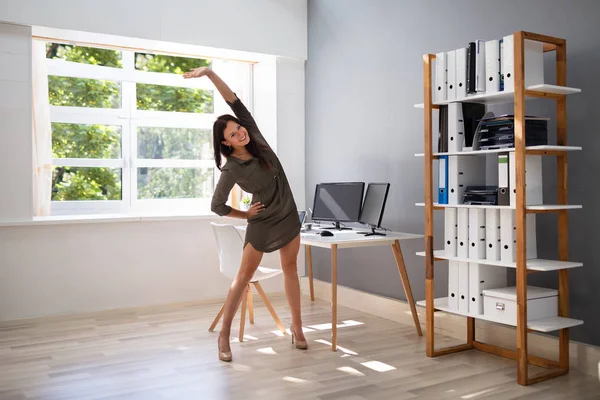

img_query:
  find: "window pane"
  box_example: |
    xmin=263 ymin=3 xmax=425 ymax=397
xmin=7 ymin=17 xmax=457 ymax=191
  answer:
xmin=135 ymin=53 xmax=211 ymax=74
xmin=137 ymin=127 xmax=212 ymax=160
xmin=52 ymin=167 xmax=122 ymax=201
xmin=46 ymin=42 xmax=123 ymax=68
xmin=136 ymin=84 xmax=213 ymax=113
xmin=49 ymin=76 xmax=121 ymax=108
xmin=137 ymin=168 xmax=214 ymax=199
xmin=52 ymin=123 xmax=121 ymax=159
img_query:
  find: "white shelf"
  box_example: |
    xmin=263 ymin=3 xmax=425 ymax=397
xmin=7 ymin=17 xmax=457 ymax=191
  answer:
xmin=414 ymin=84 xmax=581 ymax=108
xmin=527 ymin=84 xmax=582 ymax=95
xmin=415 ymin=249 xmax=583 ymax=271
xmin=415 ymin=203 xmax=582 ymax=211
xmin=415 ymin=202 xmax=511 ymax=210
xmin=414 ymin=145 xmax=582 ymax=157
xmin=415 ymin=297 xmax=584 ymax=333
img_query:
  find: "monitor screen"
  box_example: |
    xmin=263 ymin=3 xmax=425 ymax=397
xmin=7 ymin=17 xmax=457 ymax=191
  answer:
xmin=312 ymin=182 xmax=365 ymax=223
xmin=359 ymin=183 xmax=390 ymax=228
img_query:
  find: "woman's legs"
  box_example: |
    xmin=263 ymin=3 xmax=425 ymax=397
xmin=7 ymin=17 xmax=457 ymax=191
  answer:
xmin=279 ymin=234 xmax=306 ymax=342
xmin=219 ymin=242 xmax=264 ymax=352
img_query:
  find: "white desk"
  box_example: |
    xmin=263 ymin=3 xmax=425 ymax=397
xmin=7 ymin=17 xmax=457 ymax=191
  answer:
xmin=236 ymin=226 xmax=424 ymax=351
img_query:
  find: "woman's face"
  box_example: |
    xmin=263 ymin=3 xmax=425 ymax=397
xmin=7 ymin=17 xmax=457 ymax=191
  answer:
xmin=222 ymin=121 xmax=250 ymax=148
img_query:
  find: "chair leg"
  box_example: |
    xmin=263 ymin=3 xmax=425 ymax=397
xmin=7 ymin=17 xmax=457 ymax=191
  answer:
xmin=247 ymin=285 xmax=254 ymax=324
xmin=209 ymin=302 xmax=225 ymax=332
xmin=239 ymin=286 xmax=248 ymax=342
xmin=253 ymin=281 xmax=286 ymax=334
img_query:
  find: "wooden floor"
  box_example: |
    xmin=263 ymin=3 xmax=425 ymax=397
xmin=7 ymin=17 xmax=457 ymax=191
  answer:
xmin=1 ymin=295 xmax=599 ymax=400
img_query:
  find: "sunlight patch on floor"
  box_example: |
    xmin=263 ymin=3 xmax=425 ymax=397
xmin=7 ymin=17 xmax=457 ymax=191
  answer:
xmin=283 ymin=376 xmax=310 ymax=384
xmin=257 ymin=347 xmax=278 ymax=355
xmin=361 ymin=361 xmax=396 ymax=372
xmin=337 ymin=366 xmax=365 ymax=377
xmin=314 ymin=339 xmax=358 ymax=355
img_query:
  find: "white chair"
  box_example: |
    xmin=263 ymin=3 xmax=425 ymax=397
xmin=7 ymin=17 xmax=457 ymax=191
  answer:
xmin=209 ymin=222 xmax=286 ymax=342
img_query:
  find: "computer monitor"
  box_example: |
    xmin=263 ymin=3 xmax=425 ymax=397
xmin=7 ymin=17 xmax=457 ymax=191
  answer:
xmin=311 ymin=182 xmax=365 ymax=230
xmin=358 ymin=183 xmax=390 ymax=236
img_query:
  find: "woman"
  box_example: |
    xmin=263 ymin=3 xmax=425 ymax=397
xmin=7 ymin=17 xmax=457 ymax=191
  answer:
xmin=183 ymin=67 xmax=307 ymax=362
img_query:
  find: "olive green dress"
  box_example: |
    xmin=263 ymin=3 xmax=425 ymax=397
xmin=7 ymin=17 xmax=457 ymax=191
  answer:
xmin=210 ymin=96 xmax=301 ymax=253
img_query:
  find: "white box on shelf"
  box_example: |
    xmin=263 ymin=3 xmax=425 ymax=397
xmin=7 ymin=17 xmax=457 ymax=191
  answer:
xmin=483 ymin=286 xmax=557 ymax=326
xmin=468 ymin=263 xmax=507 ymax=315
xmin=444 ymin=208 xmax=458 ymax=257
xmin=448 ymin=156 xmax=486 ymax=204
xmin=509 ymin=153 xmax=543 ymax=206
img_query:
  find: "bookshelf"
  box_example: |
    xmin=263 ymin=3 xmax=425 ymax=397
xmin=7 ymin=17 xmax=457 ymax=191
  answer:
xmin=417 ymin=31 xmax=582 ymax=386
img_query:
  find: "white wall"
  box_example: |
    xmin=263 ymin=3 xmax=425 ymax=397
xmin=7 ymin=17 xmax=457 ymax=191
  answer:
xmin=0 ymin=23 xmax=32 ymax=221
xmin=0 ymin=0 xmax=307 ymax=321
xmin=0 ymin=0 xmax=307 ymax=60
xmin=0 ymin=217 xmax=291 ymax=321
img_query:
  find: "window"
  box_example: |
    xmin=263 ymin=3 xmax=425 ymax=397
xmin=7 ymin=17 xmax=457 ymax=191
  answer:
xmin=44 ymin=41 xmax=252 ymax=215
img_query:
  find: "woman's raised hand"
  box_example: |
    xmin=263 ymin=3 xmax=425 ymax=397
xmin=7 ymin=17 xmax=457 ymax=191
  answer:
xmin=183 ymin=67 xmax=211 ymax=79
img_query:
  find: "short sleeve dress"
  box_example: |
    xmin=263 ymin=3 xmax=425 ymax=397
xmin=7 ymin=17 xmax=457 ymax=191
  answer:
xmin=210 ymin=95 xmax=301 ymax=253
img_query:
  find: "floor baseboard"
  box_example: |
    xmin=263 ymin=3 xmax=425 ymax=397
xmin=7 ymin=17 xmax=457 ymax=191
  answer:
xmin=301 ymin=277 xmax=600 ymax=379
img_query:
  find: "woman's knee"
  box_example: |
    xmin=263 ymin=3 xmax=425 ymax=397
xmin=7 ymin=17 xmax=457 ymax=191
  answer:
xmin=281 ymin=261 xmax=298 ymax=276
xmin=238 ymin=265 xmax=258 ymax=282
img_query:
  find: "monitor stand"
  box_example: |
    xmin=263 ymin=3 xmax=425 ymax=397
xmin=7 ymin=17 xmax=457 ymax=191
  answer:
xmin=327 ymin=222 xmax=352 ymax=231
xmin=357 ymin=226 xmax=386 ymax=236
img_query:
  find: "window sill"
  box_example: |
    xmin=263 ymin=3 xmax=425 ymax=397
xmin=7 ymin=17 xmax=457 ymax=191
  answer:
xmin=0 ymin=211 xmax=225 ymax=227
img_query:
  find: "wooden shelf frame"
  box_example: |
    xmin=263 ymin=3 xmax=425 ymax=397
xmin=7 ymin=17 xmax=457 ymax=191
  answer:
xmin=420 ymin=31 xmax=577 ymax=386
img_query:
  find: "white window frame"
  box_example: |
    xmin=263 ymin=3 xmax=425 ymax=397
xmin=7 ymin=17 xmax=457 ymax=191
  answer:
xmin=45 ymin=41 xmax=253 ymax=216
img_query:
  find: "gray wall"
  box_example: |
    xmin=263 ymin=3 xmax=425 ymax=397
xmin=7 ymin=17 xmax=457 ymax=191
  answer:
xmin=306 ymin=0 xmax=600 ymax=346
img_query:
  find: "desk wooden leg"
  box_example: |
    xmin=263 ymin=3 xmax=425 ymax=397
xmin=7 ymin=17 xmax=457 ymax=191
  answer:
xmin=331 ymin=244 xmax=338 ymax=351
xmin=392 ymin=240 xmax=422 ymax=336
xmin=306 ymin=245 xmax=314 ymax=301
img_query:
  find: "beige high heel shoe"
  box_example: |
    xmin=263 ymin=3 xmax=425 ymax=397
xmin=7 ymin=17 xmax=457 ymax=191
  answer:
xmin=290 ymin=325 xmax=308 ymax=350
xmin=218 ymin=337 xmax=232 ymax=362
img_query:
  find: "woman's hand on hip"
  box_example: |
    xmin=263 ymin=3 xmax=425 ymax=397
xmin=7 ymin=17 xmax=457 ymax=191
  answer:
xmin=246 ymin=202 xmax=265 ymax=219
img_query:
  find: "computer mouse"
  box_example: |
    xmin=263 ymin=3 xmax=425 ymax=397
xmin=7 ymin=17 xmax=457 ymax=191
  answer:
xmin=320 ymin=230 xmax=334 ymax=237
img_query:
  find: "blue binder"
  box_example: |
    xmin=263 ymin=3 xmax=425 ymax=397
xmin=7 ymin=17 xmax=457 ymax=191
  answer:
xmin=438 ymin=155 xmax=448 ymax=204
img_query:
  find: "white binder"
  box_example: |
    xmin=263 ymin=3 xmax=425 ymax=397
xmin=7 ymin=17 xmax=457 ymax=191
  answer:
xmin=457 ymin=208 xmax=469 ymax=258
xmin=444 ymin=208 xmax=457 ymax=257
xmin=448 ymin=156 xmax=486 ymax=204
xmin=435 ymin=52 xmax=447 ymax=103
xmin=447 ymin=103 xmax=464 ymax=152
xmin=475 ymin=39 xmax=486 ymax=92
xmin=502 ymin=35 xmax=544 ymax=92
xmin=468 ymin=263 xmax=507 ymax=314
xmin=509 ymin=153 xmax=543 ymax=206
xmin=502 ymin=34 xmax=515 ymax=92
xmin=447 ymin=50 xmax=457 ymax=101
xmin=448 ymin=260 xmax=459 ymax=310
xmin=500 ymin=210 xmax=538 ymax=263
xmin=485 ymin=208 xmax=501 ymax=261
xmin=468 ymin=208 xmax=486 ymax=260
xmin=485 ymin=39 xmax=500 ymax=93
xmin=456 ymin=47 xmax=467 ymax=100
xmin=458 ymin=261 xmax=470 ymax=313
